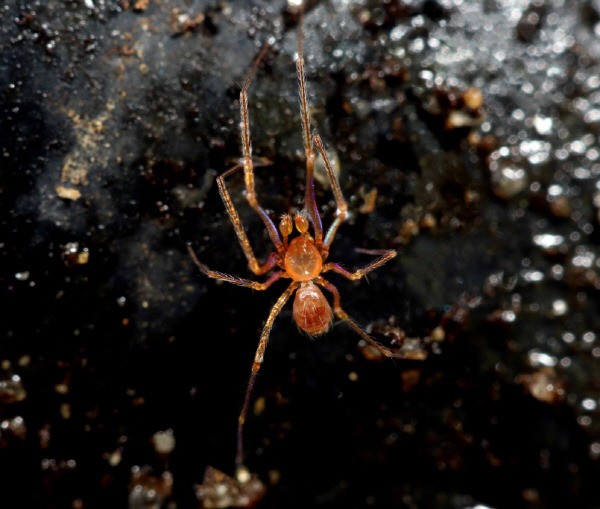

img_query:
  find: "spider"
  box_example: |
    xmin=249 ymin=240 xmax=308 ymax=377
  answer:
xmin=188 ymin=6 xmax=399 ymax=471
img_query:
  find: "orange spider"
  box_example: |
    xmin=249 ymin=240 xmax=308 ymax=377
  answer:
xmin=188 ymin=8 xmax=398 ymax=470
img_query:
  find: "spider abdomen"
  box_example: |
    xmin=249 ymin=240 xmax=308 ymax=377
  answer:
xmin=293 ymin=282 xmax=332 ymax=336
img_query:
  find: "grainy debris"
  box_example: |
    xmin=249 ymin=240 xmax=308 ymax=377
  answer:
xmin=195 ymin=466 xmax=266 ymax=509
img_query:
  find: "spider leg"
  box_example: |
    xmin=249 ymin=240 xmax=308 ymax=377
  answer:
xmin=216 ymin=163 xmax=280 ymax=275
xmin=313 ymin=134 xmax=348 ymax=255
xmin=236 ymin=282 xmax=299 ymax=468
xmin=296 ymin=7 xmax=324 ymax=246
xmin=240 ymin=45 xmax=285 ymax=257
xmin=187 ymin=245 xmax=284 ymax=290
xmin=315 ymin=277 xmax=398 ymax=359
xmin=322 ymin=249 xmax=397 ymax=280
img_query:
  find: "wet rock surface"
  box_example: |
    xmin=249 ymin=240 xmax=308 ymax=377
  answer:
xmin=2 ymin=0 xmax=600 ymax=507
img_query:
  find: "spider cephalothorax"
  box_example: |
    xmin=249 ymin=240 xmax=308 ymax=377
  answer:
xmin=188 ymin=6 xmax=398 ymax=470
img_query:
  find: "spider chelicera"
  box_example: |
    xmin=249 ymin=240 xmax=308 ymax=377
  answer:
xmin=188 ymin=8 xmax=399 ymax=471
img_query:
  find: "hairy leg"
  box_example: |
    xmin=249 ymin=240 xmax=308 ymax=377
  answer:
xmin=322 ymin=249 xmax=397 ymax=280
xmin=313 ymin=135 xmax=348 ymax=255
xmin=239 ymin=44 xmax=285 ymax=255
xmin=216 ymin=163 xmax=280 ymax=275
xmin=316 ymin=277 xmax=398 ymax=359
xmin=236 ymin=282 xmax=299 ymax=468
xmin=187 ymin=245 xmax=285 ymax=290
xmin=296 ymin=10 xmax=324 ymax=245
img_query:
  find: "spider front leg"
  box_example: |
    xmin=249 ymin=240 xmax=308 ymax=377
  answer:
xmin=239 ymin=45 xmax=285 ymax=258
xmin=315 ymin=277 xmax=399 ymax=359
xmin=322 ymin=249 xmax=397 ymax=280
xmin=313 ymin=135 xmax=348 ymax=256
xmin=216 ymin=163 xmax=280 ymax=276
xmin=296 ymin=23 xmax=324 ymax=246
xmin=236 ymin=282 xmax=299 ymax=469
